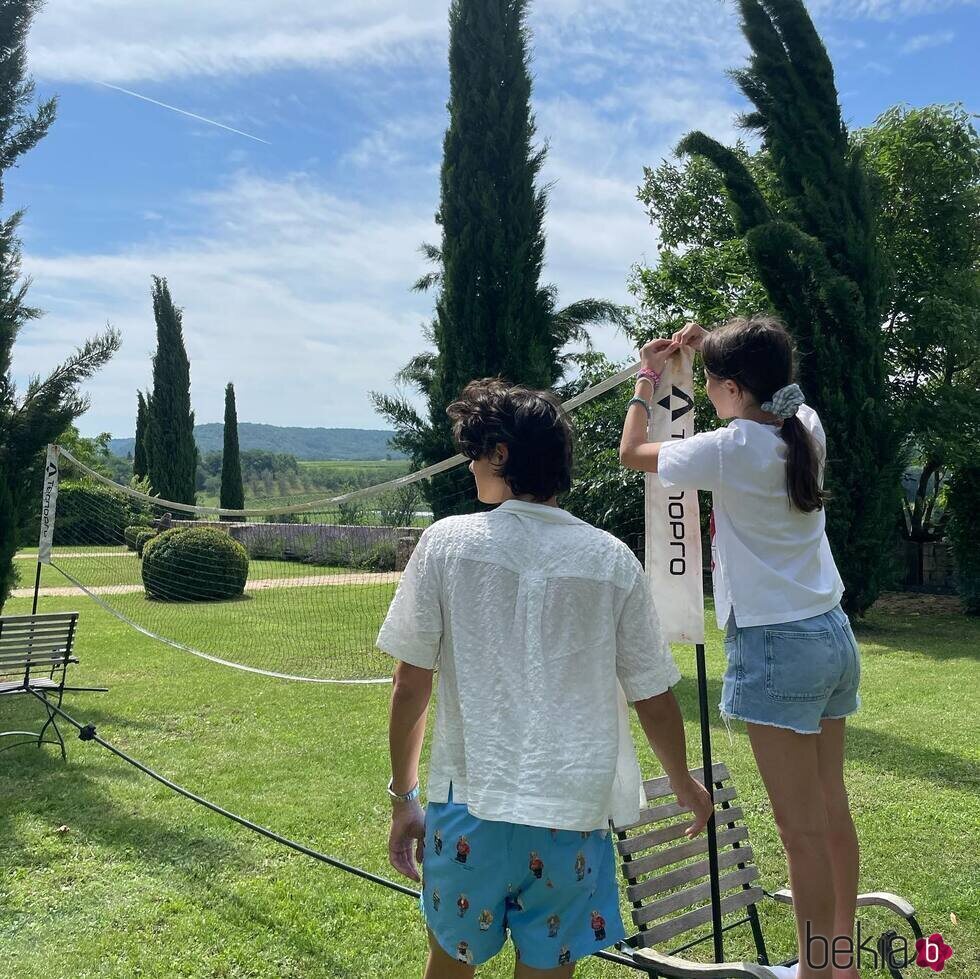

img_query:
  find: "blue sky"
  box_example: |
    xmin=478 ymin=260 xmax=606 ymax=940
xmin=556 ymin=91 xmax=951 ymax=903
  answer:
xmin=11 ymin=0 xmax=979 ymax=439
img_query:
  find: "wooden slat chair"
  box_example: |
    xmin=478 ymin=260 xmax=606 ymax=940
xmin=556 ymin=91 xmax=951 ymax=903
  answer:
xmin=612 ymin=764 xmax=923 ymax=978
xmin=0 ymin=612 xmax=79 ymax=759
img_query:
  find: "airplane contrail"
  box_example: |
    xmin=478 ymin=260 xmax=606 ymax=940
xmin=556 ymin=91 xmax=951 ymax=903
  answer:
xmin=96 ymin=81 xmax=271 ymax=145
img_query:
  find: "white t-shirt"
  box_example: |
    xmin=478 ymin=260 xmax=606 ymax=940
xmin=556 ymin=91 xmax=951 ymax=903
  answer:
xmin=657 ymin=404 xmax=844 ymax=629
xmin=376 ymin=498 xmax=682 ymax=832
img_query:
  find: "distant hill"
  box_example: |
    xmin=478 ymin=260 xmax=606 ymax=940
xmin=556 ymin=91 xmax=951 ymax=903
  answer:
xmin=110 ymin=423 xmax=407 ymax=461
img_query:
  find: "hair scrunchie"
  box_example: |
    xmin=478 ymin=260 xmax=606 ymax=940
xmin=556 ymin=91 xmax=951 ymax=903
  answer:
xmin=761 ymin=383 xmax=805 ymax=420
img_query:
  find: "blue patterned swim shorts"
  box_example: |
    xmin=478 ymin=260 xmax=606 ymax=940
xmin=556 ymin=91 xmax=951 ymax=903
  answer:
xmin=419 ymin=784 xmax=626 ymax=969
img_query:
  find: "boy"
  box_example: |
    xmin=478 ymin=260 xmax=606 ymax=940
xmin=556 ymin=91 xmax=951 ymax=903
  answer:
xmin=380 ymin=378 xmax=713 ymax=978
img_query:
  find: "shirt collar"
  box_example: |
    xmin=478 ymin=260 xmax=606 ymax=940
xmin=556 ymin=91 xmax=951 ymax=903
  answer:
xmin=493 ymin=498 xmax=585 ymax=526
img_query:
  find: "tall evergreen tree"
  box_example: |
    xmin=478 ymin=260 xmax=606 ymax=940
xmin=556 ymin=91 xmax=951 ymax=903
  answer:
xmin=147 ymin=276 xmax=197 ymax=504
xmin=133 ymin=390 xmax=150 ymax=480
xmin=0 ymin=0 xmax=119 ymax=611
xmin=677 ymin=0 xmax=899 ymax=614
xmin=219 ymin=382 xmax=244 ymax=518
xmin=372 ymin=0 xmax=626 ymax=517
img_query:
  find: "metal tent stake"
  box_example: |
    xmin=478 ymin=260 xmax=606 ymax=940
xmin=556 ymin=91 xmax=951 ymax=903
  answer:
xmin=695 ymin=638 xmax=725 ymax=964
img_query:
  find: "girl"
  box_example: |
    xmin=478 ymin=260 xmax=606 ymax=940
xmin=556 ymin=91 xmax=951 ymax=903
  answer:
xmin=619 ymin=315 xmax=863 ymax=979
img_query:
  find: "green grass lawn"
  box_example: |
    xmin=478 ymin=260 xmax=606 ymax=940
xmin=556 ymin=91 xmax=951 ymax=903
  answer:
xmin=1 ymin=582 xmax=978 ymax=978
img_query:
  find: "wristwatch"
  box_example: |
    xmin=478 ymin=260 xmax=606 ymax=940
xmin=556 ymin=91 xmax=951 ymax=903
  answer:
xmin=387 ymin=777 xmax=420 ymax=803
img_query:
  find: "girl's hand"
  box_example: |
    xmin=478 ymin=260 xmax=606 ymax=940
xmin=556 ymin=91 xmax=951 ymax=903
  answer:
xmin=671 ymin=321 xmax=708 ymax=351
xmin=639 ymin=338 xmax=681 ymax=375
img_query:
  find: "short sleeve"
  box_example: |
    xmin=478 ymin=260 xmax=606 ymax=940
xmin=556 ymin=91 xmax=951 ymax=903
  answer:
xmin=376 ymin=526 xmax=444 ymax=670
xmin=615 ymin=568 xmax=682 ymax=704
xmin=657 ymin=428 xmax=727 ymax=492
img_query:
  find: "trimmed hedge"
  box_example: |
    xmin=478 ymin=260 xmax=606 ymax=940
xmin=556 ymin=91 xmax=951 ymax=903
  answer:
xmin=142 ymin=527 xmax=249 ymax=602
xmin=134 ymin=529 xmax=158 ymax=557
xmin=55 ymin=482 xmax=130 ymax=546
xmin=124 ymin=525 xmax=145 ymax=551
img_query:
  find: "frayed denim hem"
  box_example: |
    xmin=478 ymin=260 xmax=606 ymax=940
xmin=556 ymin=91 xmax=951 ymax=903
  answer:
xmin=718 ymin=707 xmax=820 ymax=738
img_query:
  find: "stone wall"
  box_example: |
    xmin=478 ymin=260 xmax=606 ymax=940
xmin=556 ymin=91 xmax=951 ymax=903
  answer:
xmin=902 ymin=540 xmax=958 ymax=593
xmin=173 ymin=520 xmax=423 ymax=571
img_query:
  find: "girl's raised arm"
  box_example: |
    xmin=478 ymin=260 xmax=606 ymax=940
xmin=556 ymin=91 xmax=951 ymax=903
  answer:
xmin=619 ymin=338 xmax=680 ymax=473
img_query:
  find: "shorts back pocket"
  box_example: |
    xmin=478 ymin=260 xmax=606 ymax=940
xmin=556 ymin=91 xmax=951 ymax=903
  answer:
xmin=764 ymin=627 xmax=838 ymax=703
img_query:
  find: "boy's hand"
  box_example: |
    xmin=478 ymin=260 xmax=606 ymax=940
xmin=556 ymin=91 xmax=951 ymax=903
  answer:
xmin=673 ymin=774 xmax=715 ymax=838
xmin=639 ymin=338 xmax=681 ymax=375
xmin=388 ymin=799 xmax=426 ymax=882
xmin=670 ymin=321 xmax=708 ymax=351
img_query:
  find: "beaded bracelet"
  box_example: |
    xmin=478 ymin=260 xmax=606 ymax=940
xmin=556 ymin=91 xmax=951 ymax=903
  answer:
xmin=627 ymin=396 xmax=652 ymax=418
xmin=636 ymin=367 xmax=662 ymax=390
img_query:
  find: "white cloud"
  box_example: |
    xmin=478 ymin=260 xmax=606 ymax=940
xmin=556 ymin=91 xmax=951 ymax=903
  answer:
xmin=812 ymin=0 xmax=976 ymax=15
xmin=29 ymin=1 xmax=449 ymax=83
xmin=901 ymin=29 xmax=956 ymax=52
xmin=18 ymin=0 xmax=753 ymax=436
xmin=19 ymin=174 xmax=440 ymax=435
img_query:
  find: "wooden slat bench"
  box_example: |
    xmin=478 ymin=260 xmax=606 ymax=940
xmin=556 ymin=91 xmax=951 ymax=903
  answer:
xmin=611 ymin=763 xmax=923 ymax=978
xmin=0 ymin=612 xmax=80 ymax=759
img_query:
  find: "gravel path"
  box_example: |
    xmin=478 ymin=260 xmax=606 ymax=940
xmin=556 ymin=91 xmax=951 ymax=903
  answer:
xmin=14 ymin=551 xmax=136 ymax=560
xmin=11 ymin=571 xmax=401 ymax=599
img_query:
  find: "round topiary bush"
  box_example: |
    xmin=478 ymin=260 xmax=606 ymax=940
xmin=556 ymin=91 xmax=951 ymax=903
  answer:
xmin=141 ymin=527 xmax=249 ymax=602
xmin=134 ymin=528 xmax=158 ymax=557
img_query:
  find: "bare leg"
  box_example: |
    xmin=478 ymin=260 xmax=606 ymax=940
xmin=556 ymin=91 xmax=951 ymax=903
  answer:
xmin=816 ymin=718 xmax=861 ymax=979
xmin=746 ymin=722 xmax=835 ymax=979
xmin=514 ymin=959 xmax=575 ymax=979
xmin=424 ymin=928 xmax=476 ymax=979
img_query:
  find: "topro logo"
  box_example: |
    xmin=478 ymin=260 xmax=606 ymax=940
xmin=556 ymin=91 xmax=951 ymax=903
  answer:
xmin=657 ymin=386 xmax=694 ymax=422
xmin=656 ymin=386 xmax=695 ymax=577
xmin=40 ymin=463 xmax=59 ymax=540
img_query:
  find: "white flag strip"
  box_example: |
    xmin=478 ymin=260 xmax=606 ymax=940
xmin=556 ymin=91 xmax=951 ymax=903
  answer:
xmin=644 ymin=348 xmax=706 ymax=645
xmin=38 ymin=444 xmax=61 ymax=565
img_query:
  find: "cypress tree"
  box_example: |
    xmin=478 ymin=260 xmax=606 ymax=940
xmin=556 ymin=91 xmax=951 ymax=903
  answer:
xmin=677 ymin=0 xmax=900 ymax=614
xmin=147 ymin=276 xmax=198 ymax=504
xmin=133 ymin=390 xmax=149 ymax=480
xmin=219 ymin=382 xmax=244 ymax=518
xmin=373 ymin=0 xmax=626 ymax=517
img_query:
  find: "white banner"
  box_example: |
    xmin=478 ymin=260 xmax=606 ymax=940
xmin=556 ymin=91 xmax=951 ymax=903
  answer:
xmin=38 ymin=444 xmax=61 ymax=565
xmin=644 ymin=348 xmax=705 ymax=645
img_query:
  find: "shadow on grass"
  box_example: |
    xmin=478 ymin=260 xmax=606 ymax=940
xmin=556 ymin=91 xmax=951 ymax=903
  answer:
xmin=0 ymin=723 xmax=249 ymax=882
xmin=670 ymin=675 xmax=980 ymax=793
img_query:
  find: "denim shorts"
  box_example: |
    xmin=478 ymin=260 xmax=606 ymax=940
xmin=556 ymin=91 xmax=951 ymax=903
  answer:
xmin=719 ymin=603 xmax=862 ymax=741
xmin=419 ymin=783 xmax=626 ymax=969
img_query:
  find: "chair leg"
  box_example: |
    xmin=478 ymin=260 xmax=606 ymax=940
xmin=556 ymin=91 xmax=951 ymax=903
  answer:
xmin=746 ymin=902 xmax=771 ymax=966
xmin=36 ymin=695 xmax=67 ymax=760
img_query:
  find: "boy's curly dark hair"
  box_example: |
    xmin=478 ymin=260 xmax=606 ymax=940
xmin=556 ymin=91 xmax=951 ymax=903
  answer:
xmin=446 ymin=378 xmax=574 ymax=502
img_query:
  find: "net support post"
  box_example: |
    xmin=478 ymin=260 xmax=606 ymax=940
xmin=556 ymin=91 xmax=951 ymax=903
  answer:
xmin=695 ymin=640 xmax=725 ymax=964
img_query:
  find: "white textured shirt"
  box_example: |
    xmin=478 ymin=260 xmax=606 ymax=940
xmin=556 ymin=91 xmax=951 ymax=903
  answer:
xmin=376 ymin=498 xmax=682 ymax=832
xmin=658 ymin=404 xmax=845 ymax=629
